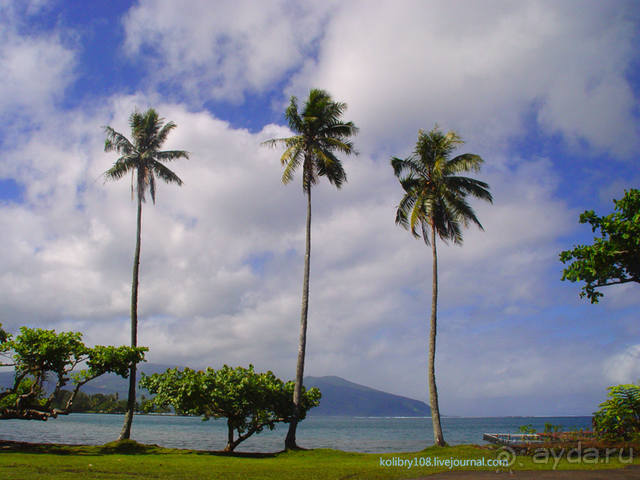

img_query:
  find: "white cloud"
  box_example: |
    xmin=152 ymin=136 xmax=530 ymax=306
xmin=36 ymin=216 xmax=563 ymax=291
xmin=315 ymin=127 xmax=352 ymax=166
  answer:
xmin=118 ymin=0 xmax=639 ymax=158
xmin=287 ymin=0 xmax=639 ymax=159
xmin=0 ymin=3 xmax=75 ymax=118
xmin=122 ymin=0 xmax=336 ymax=102
xmin=604 ymin=345 xmax=640 ymax=385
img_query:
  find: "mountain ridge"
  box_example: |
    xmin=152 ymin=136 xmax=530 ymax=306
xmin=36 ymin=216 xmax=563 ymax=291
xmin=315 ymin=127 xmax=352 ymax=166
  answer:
xmin=304 ymin=375 xmax=430 ymax=417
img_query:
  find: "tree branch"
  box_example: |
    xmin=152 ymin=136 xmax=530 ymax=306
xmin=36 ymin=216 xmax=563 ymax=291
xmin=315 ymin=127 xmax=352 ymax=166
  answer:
xmin=596 ymin=277 xmax=639 ymax=287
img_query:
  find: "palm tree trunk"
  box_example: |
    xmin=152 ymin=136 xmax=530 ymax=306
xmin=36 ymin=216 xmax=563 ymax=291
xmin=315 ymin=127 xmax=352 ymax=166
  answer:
xmin=119 ymin=194 xmax=142 ymax=441
xmin=429 ymin=223 xmax=446 ymax=446
xmin=285 ymin=188 xmax=312 ymax=450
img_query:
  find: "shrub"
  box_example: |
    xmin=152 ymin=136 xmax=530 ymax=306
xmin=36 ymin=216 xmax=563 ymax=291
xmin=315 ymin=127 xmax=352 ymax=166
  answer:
xmin=593 ymin=384 xmax=640 ymax=440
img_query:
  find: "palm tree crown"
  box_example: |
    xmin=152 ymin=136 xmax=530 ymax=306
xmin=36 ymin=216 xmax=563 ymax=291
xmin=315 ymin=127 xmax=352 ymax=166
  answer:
xmin=263 ymin=88 xmax=358 ymax=191
xmin=104 ymin=108 xmax=189 ymax=200
xmin=391 ymin=127 xmax=492 ymax=243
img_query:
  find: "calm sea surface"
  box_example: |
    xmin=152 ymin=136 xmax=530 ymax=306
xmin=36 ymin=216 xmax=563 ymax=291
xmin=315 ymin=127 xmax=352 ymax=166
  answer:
xmin=0 ymin=414 xmax=592 ymax=453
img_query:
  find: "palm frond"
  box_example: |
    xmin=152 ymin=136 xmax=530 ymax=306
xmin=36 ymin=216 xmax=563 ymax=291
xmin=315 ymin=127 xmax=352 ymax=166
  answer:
xmin=445 ymin=176 xmax=493 ymax=203
xmin=315 ymin=149 xmax=347 ymax=188
xmin=261 ymin=138 xmax=285 ymax=148
xmin=395 ymin=191 xmax=417 ymax=230
xmin=104 ymin=159 xmax=131 ymax=182
xmin=155 ymin=150 xmax=190 ymax=162
xmin=440 ymin=213 xmax=463 ymax=245
xmin=446 ymin=153 xmax=483 ymax=173
xmin=104 ymin=127 xmax=134 ymax=155
xmin=391 ymin=155 xmax=427 ymax=179
xmin=285 ymin=97 xmax=304 ymax=133
xmin=320 ymin=121 xmax=358 ymax=141
xmin=421 ymin=221 xmax=432 ymax=245
xmin=281 ymin=148 xmax=303 ymax=185
xmin=152 ymin=160 xmax=184 ymax=187
xmin=446 ymin=192 xmax=483 ymax=231
xmin=322 ymin=136 xmax=356 ymax=155
xmin=409 ymin=200 xmax=426 ymax=240
xmin=154 ymin=121 xmax=177 ymax=149
xmin=261 ymin=136 xmax=302 ymax=150
xmin=128 ymin=111 xmax=145 ymax=148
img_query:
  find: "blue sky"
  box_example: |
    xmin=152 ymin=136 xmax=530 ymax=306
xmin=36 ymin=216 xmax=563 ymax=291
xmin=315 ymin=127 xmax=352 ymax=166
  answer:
xmin=0 ymin=0 xmax=639 ymax=417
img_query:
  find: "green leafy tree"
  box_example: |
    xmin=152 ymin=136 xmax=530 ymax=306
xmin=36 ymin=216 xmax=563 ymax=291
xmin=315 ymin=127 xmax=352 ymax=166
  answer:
xmin=0 ymin=324 xmax=146 ymax=420
xmin=140 ymin=365 xmax=321 ymax=452
xmin=593 ymin=384 xmax=640 ymax=440
xmin=104 ymin=108 xmax=189 ymax=440
xmin=391 ymin=126 xmax=492 ymax=446
xmin=560 ymin=189 xmax=640 ymax=303
xmin=262 ymin=89 xmax=357 ymax=449
xmin=519 ymin=424 xmax=537 ymax=434
xmin=0 ymin=324 xmax=8 ymax=346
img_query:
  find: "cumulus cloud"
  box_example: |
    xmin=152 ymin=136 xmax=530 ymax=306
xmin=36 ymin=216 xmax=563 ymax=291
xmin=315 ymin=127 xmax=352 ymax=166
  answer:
xmin=122 ymin=0 xmax=336 ymax=102
xmin=436 ymin=331 xmax=607 ymax=416
xmin=0 ymin=2 xmax=75 ymax=118
xmin=287 ymin=0 xmax=639 ymax=159
xmin=604 ymin=345 xmax=640 ymax=384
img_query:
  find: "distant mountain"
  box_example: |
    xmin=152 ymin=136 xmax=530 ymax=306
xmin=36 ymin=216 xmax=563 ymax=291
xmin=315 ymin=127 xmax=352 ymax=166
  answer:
xmin=0 ymin=363 xmax=181 ymax=398
xmin=0 ymin=366 xmax=431 ymax=417
xmin=305 ymin=375 xmax=430 ymax=417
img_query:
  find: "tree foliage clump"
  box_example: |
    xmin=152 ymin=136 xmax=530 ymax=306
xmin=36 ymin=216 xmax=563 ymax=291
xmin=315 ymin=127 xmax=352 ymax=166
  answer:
xmin=0 ymin=324 xmax=147 ymax=420
xmin=140 ymin=365 xmax=321 ymax=452
xmin=560 ymin=189 xmax=640 ymax=303
xmin=593 ymin=384 xmax=640 ymax=441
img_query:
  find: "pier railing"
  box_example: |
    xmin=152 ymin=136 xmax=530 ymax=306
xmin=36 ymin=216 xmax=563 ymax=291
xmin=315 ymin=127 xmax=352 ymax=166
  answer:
xmin=483 ymin=431 xmax=595 ymax=446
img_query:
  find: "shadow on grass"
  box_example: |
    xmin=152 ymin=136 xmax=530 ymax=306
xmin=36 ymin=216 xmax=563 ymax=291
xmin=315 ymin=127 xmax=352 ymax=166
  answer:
xmin=0 ymin=439 xmax=279 ymax=458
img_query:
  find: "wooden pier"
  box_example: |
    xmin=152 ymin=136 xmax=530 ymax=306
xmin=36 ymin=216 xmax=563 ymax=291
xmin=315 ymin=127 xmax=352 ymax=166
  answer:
xmin=483 ymin=433 xmax=543 ymax=446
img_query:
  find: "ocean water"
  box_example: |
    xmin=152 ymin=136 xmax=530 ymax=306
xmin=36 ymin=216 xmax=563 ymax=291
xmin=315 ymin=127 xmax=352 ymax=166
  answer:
xmin=0 ymin=414 xmax=592 ymax=453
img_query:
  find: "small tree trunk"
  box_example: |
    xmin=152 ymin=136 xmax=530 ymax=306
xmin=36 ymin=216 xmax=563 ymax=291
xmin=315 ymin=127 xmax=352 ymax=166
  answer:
xmin=119 ymin=193 xmax=142 ymax=441
xmin=285 ymin=188 xmax=312 ymax=450
xmin=429 ymin=223 xmax=446 ymax=446
xmin=224 ymin=422 xmax=236 ymax=452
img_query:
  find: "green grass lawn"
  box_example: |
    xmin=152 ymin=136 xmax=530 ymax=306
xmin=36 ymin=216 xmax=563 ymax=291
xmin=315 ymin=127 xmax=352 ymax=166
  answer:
xmin=0 ymin=440 xmax=637 ymax=479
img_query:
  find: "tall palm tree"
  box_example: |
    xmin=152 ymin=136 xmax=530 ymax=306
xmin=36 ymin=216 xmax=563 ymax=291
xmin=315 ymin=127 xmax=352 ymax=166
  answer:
xmin=103 ymin=108 xmax=189 ymax=440
xmin=391 ymin=126 xmax=492 ymax=447
xmin=263 ymin=89 xmax=358 ymax=449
